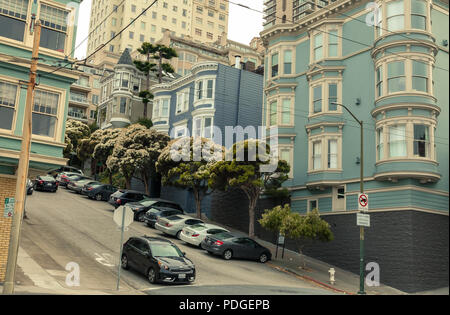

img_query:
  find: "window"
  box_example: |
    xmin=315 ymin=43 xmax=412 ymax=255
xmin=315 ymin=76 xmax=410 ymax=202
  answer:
xmin=377 ymin=127 xmax=384 ymax=160
xmin=309 ymin=200 xmax=318 ymax=212
xmin=193 ymin=117 xmax=202 ymax=138
xmin=204 ymin=117 xmax=212 ymax=138
xmin=313 ymin=33 xmax=323 ymax=61
xmin=161 ymin=99 xmax=169 ymax=117
xmin=376 ymin=66 xmax=383 ymax=97
xmin=206 ymin=80 xmax=213 ymax=98
xmin=119 ymin=97 xmax=127 ymax=114
xmin=328 ymin=139 xmax=338 ymax=168
xmin=153 ymin=99 xmax=159 ymax=118
xmin=328 ymin=30 xmax=338 ymax=57
xmin=313 ymin=141 xmax=322 ymax=170
xmin=196 ymin=80 xmax=203 ymax=100
xmin=413 ymin=124 xmax=429 ymax=157
xmin=283 ymin=50 xmax=292 ymax=75
xmin=121 ymin=73 xmax=129 ymax=88
xmin=387 ymin=61 xmax=405 ymax=93
xmin=0 ymin=81 xmax=18 ymax=130
xmin=271 ymin=53 xmax=278 ymax=77
xmin=328 ymin=84 xmax=337 ymax=111
xmin=269 ymin=101 xmax=277 ymax=126
xmin=195 ymin=79 xmax=214 ymax=101
xmin=40 ymin=4 xmax=69 ymax=52
xmin=411 ymin=0 xmax=427 ymax=30
xmin=32 ymin=89 xmax=59 ymax=137
xmin=389 ymin=125 xmax=407 ymax=157
xmin=208 ymin=10 xmax=214 ymax=17
xmin=313 ymin=86 xmax=322 ymax=113
xmin=412 ymin=60 xmax=428 ymax=92
xmin=195 ymin=28 xmax=202 ymax=36
xmin=176 ymin=89 xmax=189 ymax=113
xmin=281 ymin=99 xmax=291 ymax=125
xmin=386 ymin=0 xmax=404 ymax=32
xmin=92 ymin=94 xmax=99 ymax=105
xmin=129 ymin=31 xmax=134 ymax=39
xmin=0 ymin=0 xmax=28 ymax=42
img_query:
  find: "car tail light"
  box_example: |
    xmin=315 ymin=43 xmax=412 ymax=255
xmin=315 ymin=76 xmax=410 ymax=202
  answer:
xmin=192 ymin=234 xmax=200 ymax=237
xmin=214 ymin=240 xmax=224 ymax=246
xmin=165 ymin=223 xmax=172 ymax=227
xmin=88 ymin=187 xmax=93 ymax=191
xmin=55 ymin=182 xmax=59 ymax=186
xmin=39 ymin=180 xmax=43 ymax=185
xmin=116 ymin=199 xmax=121 ymax=205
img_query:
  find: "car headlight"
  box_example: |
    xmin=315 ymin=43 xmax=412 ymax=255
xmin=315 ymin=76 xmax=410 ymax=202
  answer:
xmin=157 ymin=260 xmax=169 ymax=270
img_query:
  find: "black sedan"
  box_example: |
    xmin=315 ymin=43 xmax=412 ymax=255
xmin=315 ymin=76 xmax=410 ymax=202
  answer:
xmin=34 ymin=175 xmax=58 ymax=192
xmin=144 ymin=206 xmax=184 ymax=227
xmin=108 ymin=190 xmax=149 ymax=208
xmin=201 ymin=232 xmax=272 ymax=263
xmin=121 ymin=236 xmax=196 ymax=284
xmin=82 ymin=183 xmax=118 ymax=201
xmin=127 ymin=199 xmax=183 ymax=222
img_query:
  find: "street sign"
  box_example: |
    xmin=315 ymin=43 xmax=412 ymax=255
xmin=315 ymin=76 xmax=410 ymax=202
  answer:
xmin=113 ymin=206 xmax=134 ymax=228
xmin=277 ymin=234 xmax=285 ymax=245
xmin=357 ymin=213 xmax=370 ymax=227
xmin=358 ymin=193 xmax=369 ymax=212
xmin=4 ymin=198 xmax=15 ymax=218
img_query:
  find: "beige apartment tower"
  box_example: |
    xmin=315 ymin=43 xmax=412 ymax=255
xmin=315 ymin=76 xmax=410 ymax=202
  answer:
xmin=87 ymin=0 xmax=230 ymax=56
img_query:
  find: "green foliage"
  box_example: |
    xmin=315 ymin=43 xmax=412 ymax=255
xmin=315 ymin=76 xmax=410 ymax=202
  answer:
xmin=259 ymin=204 xmax=291 ymax=234
xmin=99 ymin=169 xmax=126 ymax=189
xmin=64 ymin=119 xmax=91 ymax=159
xmin=136 ymin=117 xmax=153 ymax=129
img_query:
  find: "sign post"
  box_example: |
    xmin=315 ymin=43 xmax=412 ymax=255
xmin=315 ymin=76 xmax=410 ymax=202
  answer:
xmin=113 ymin=205 xmax=134 ymax=291
xmin=358 ymin=193 xmax=369 ymax=212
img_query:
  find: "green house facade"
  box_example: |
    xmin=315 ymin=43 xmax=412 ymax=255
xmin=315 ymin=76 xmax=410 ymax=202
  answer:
xmin=261 ymin=0 xmax=448 ymax=292
xmin=0 ymin=0 xmax=82 ymax=176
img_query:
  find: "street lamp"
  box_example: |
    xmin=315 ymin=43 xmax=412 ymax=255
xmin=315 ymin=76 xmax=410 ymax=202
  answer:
xmin=332 ymin=102 xmax=366 ymax=295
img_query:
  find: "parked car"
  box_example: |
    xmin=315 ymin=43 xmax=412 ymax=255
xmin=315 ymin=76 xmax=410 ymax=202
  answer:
xmin=121 ymin=236 xmax=196 ymax=284
xmin=155 ymin=215 xmax=204 ymax=239
xmin=67 ymin=179 xmax=100 ymax=194
xmin=201 ymin=232 xmax=272 ymax=263
xmin=34 ymin=175 xmax=58 ymax=192
xmin=26 ymin=179 xmax=33 ymax=195
xmin=48 ymin=166 xmax=83 ymax=178
xmin=64 ymin=175 xmax=93 ymax=189
xmin=180 ymin=223 xmax=229 ymax=247
xmin=82 ymin=184 xmax=118 ymax=201
xmin=56 ymin=172 xmax=83 ymax=187
xmin=108 ymin=190 xmax=150 ymax=208
xmin=126 ymin=199 xmax=183 ymax=222
xmin=144 ymin=206 xmax=184 ymax=227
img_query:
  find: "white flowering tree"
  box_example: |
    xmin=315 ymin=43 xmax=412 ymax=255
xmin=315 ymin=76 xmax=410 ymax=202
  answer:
xmin=64 ymin=119 xmax=91 ymax=160
xmin=90 ymin=128 xmax=123 ymax=184
xmin=156 ymin=137 xmax=224 ymax=219
xmin=106 ymin=124 xmax=170 ymax=194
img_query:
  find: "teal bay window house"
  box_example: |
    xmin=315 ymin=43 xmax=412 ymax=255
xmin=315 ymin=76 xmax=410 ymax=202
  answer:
xmin=149 ymin=61 xmax=263 ymax=215
xmin=0 ymin=0 xmax=82 ymax=177
xmin=261 ymin=0 xmax=448 ymax=292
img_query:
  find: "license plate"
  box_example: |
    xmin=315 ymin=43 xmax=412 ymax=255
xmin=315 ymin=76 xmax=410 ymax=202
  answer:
xmin=47 ymin=183 xmax=52 ymax=186
xmin=178 ymin=274 xmax=186 ymax=279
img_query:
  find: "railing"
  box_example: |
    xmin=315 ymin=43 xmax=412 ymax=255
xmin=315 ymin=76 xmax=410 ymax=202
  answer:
xmin=69 ymin=93 xmax=89 ymax=104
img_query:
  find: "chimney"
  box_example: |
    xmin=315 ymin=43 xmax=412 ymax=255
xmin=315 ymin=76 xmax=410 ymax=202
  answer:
xmin=235 ymin=55 xmax=241 ymax=69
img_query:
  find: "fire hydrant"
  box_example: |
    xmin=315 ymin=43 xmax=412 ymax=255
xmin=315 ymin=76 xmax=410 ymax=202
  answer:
xmin=328 ymin=268 xmax=336 ymax=285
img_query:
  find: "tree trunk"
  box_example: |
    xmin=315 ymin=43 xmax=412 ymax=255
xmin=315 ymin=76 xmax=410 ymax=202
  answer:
xmin=193 ymin=188 xmax=202 ymax=219
xmin=296 ymin=241 xmax=306 ymax=269
xmin=158 ymin=53 xmax=163 ymax=83
xmin=125 ymin=176 xmax=132 ymax=190
xmin=143 ymin=172 xmax=150 ymax=196
xmin=248 ymin=197 xmax=257 ymax=238
xmin=143 ymin=53 xmax=150 ymax=118
xmin=108 ymin=171 xmax=113 ymax=185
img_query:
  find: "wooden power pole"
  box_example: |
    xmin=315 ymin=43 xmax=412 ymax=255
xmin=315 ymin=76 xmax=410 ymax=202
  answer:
xmin=2 ymin=19 xmax=41 ymax=295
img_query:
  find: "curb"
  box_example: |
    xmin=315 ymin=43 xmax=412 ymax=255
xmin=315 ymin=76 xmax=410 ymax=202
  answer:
xmin=267 ymin=262 xmax=356 ymax=295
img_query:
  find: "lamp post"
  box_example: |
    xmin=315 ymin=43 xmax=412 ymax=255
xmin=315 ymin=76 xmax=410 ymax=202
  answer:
xmin=332 ymin=102 xmax=366 ymax=295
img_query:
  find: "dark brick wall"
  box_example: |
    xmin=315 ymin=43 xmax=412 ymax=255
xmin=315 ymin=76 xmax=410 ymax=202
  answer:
xmin=210 ymin=189 xmax=449 ymax=293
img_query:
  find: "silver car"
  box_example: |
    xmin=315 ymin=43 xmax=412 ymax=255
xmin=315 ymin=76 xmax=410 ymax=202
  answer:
xmin=180 ymin=223 xmax=229 ymax=247
xmin=155 ymin=215 xmax=204 ymax=239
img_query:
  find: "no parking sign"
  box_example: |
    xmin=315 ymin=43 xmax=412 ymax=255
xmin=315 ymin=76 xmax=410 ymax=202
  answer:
xmin=358 ymin=193 xmax=369 ymax=212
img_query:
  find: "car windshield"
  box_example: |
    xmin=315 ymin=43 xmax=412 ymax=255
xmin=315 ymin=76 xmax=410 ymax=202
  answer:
xmin=150 ymin=243 xmax=184 ymax=258
xmin=41 ymin=176 xmax=55 ymax=181
xmin=166 ymin=215 xmax=183 ymax=221
xmin=139 ymin=200 xmax=157 ymax=207
xmin=90 ymin=184 xmax=102 ymax=188
xmin=214 ymin=232 xmax=235 ymax=240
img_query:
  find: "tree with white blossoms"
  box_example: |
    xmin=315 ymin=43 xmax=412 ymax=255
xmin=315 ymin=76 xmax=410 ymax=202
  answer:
xmin=106 ymin=124 xmax=170 ymax=194
xmin=156 ymin=137 xmax=224 ymax=219
xmin=92 ymin=128 xmax=123 ymax=184
xmin=64 ymin=119 xmax=91 ymax=160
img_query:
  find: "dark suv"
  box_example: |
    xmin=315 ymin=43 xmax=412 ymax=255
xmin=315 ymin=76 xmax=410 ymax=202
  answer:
xmin=121 ymin=236 xmax=196 ymax=284
xmin=144 ymin=206 xmax=184 ymax=227
xmin=108 ymin=190 xmax=149 ymax=208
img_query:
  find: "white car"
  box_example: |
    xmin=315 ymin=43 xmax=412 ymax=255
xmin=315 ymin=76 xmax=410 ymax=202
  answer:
xmin=155 ymin=214 xmax=204 ymax=239
xmin=180 ymin=223 xmax=229 ymax=247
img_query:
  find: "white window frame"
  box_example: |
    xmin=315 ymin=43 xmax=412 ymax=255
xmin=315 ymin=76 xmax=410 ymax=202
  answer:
xmin=308 ymin=132 xmax=343 ymax=173
xmin=193 ymin=76 xmax=216 ymax=107
xmin=309 ymin=78 xmax=343 ymax=117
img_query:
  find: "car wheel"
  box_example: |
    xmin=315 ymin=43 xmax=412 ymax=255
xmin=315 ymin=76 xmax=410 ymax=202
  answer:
xmin=176 ymin=230 xmax=182 ymax=239
xmin=147 ymin=267 xmax=157 ymax=284
xmin=121 ymin=254 xmax=129 ymax=270
xmin=259 ymin=252 xmax=269 ymax=263
xmin=223 ymin=249 xmax=233 ymax=260
xmin=95 ymin=194 xmax=103 ymax=201
xmin=138 ymin=212 xmax=146 ymax=222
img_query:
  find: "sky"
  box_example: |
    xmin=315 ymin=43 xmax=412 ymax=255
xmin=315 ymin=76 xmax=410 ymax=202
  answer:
xmin=74 ymin=0 xmax=264 ymax=60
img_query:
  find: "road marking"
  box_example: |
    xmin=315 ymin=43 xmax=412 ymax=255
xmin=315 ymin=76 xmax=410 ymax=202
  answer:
xmin=94 ymin=253 xmax=115 ymax=267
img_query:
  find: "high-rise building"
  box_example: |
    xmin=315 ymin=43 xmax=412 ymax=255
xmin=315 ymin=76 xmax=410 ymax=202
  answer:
xmin=87 ymin=0 xmax=230 ymax=56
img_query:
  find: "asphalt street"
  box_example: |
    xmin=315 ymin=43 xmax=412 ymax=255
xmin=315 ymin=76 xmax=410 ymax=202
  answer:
xmin=19 ymin=188 xmax=336 ymax=295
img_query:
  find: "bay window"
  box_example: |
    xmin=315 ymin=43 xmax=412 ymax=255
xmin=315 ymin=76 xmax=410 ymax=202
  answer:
xmin=412 ymin=60 xmax=428 ymax=92
xmin=313 ymin=86 xmax=322 ymax=113
xmin=0 ymin=81 xmax=18 ymax=131
xmin=269 ymin=101 xmax=277 ymax=126
xmin=308 ymin=133 xmax=342 ymax=172
xmin=388 ymin=125 xmax=407 ymax=157
xmin=386 ymin=0 xmax=404 ymax=32
xmin=40 ymin=3 xmax=69 ymax=52
xmin=195 ymin=78 xmax=214 ymax=102
xmin=119 ymin=97 xmax=127 ymax=114
xmin=32 ymin=89 xmax=59 ymax=137
xmin=410 ymin=0 xmax=427 ymax=30
xmin=328 ymin=84 xmax=337 ymax=111
xmin=176 ymin=89 xmax=189 ymax=114
xmin=313 ymin=141 xmax=322 ymax=170
xmin=413 ymin=124 xmax=430 ymax=157
xmin=271 ymin=53 xmax=279 ymax=77
xmin=377 ymin=128 xmax=384 ymax=160
xmin=192 ymin=116 xmax=214 ymax=139
xmin=283 ymin=50 xmax=292 ymax=75
xmin=313 ymin=33 xmax=323 ymax=61
xmin=281 ymin=99 xmax=291 ymax=125
xmin=376 ymin=66 xmax=383 ymax=97
xmin=328 ymin=30 xmax=338 ymax=57
xmin=0 ymin=0 xmax=28 ymax=42
xmin=387 ymin=61 xmax=405 ymax=93
xmin=327 ymin=139 xmax=338 ymax=169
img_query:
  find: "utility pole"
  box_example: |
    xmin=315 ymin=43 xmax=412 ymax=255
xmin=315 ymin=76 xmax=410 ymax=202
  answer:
xmin=2 ymin=18 xmax=41 ymax=295
xmin=332 ymin=102 xmax=366 ymax=295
